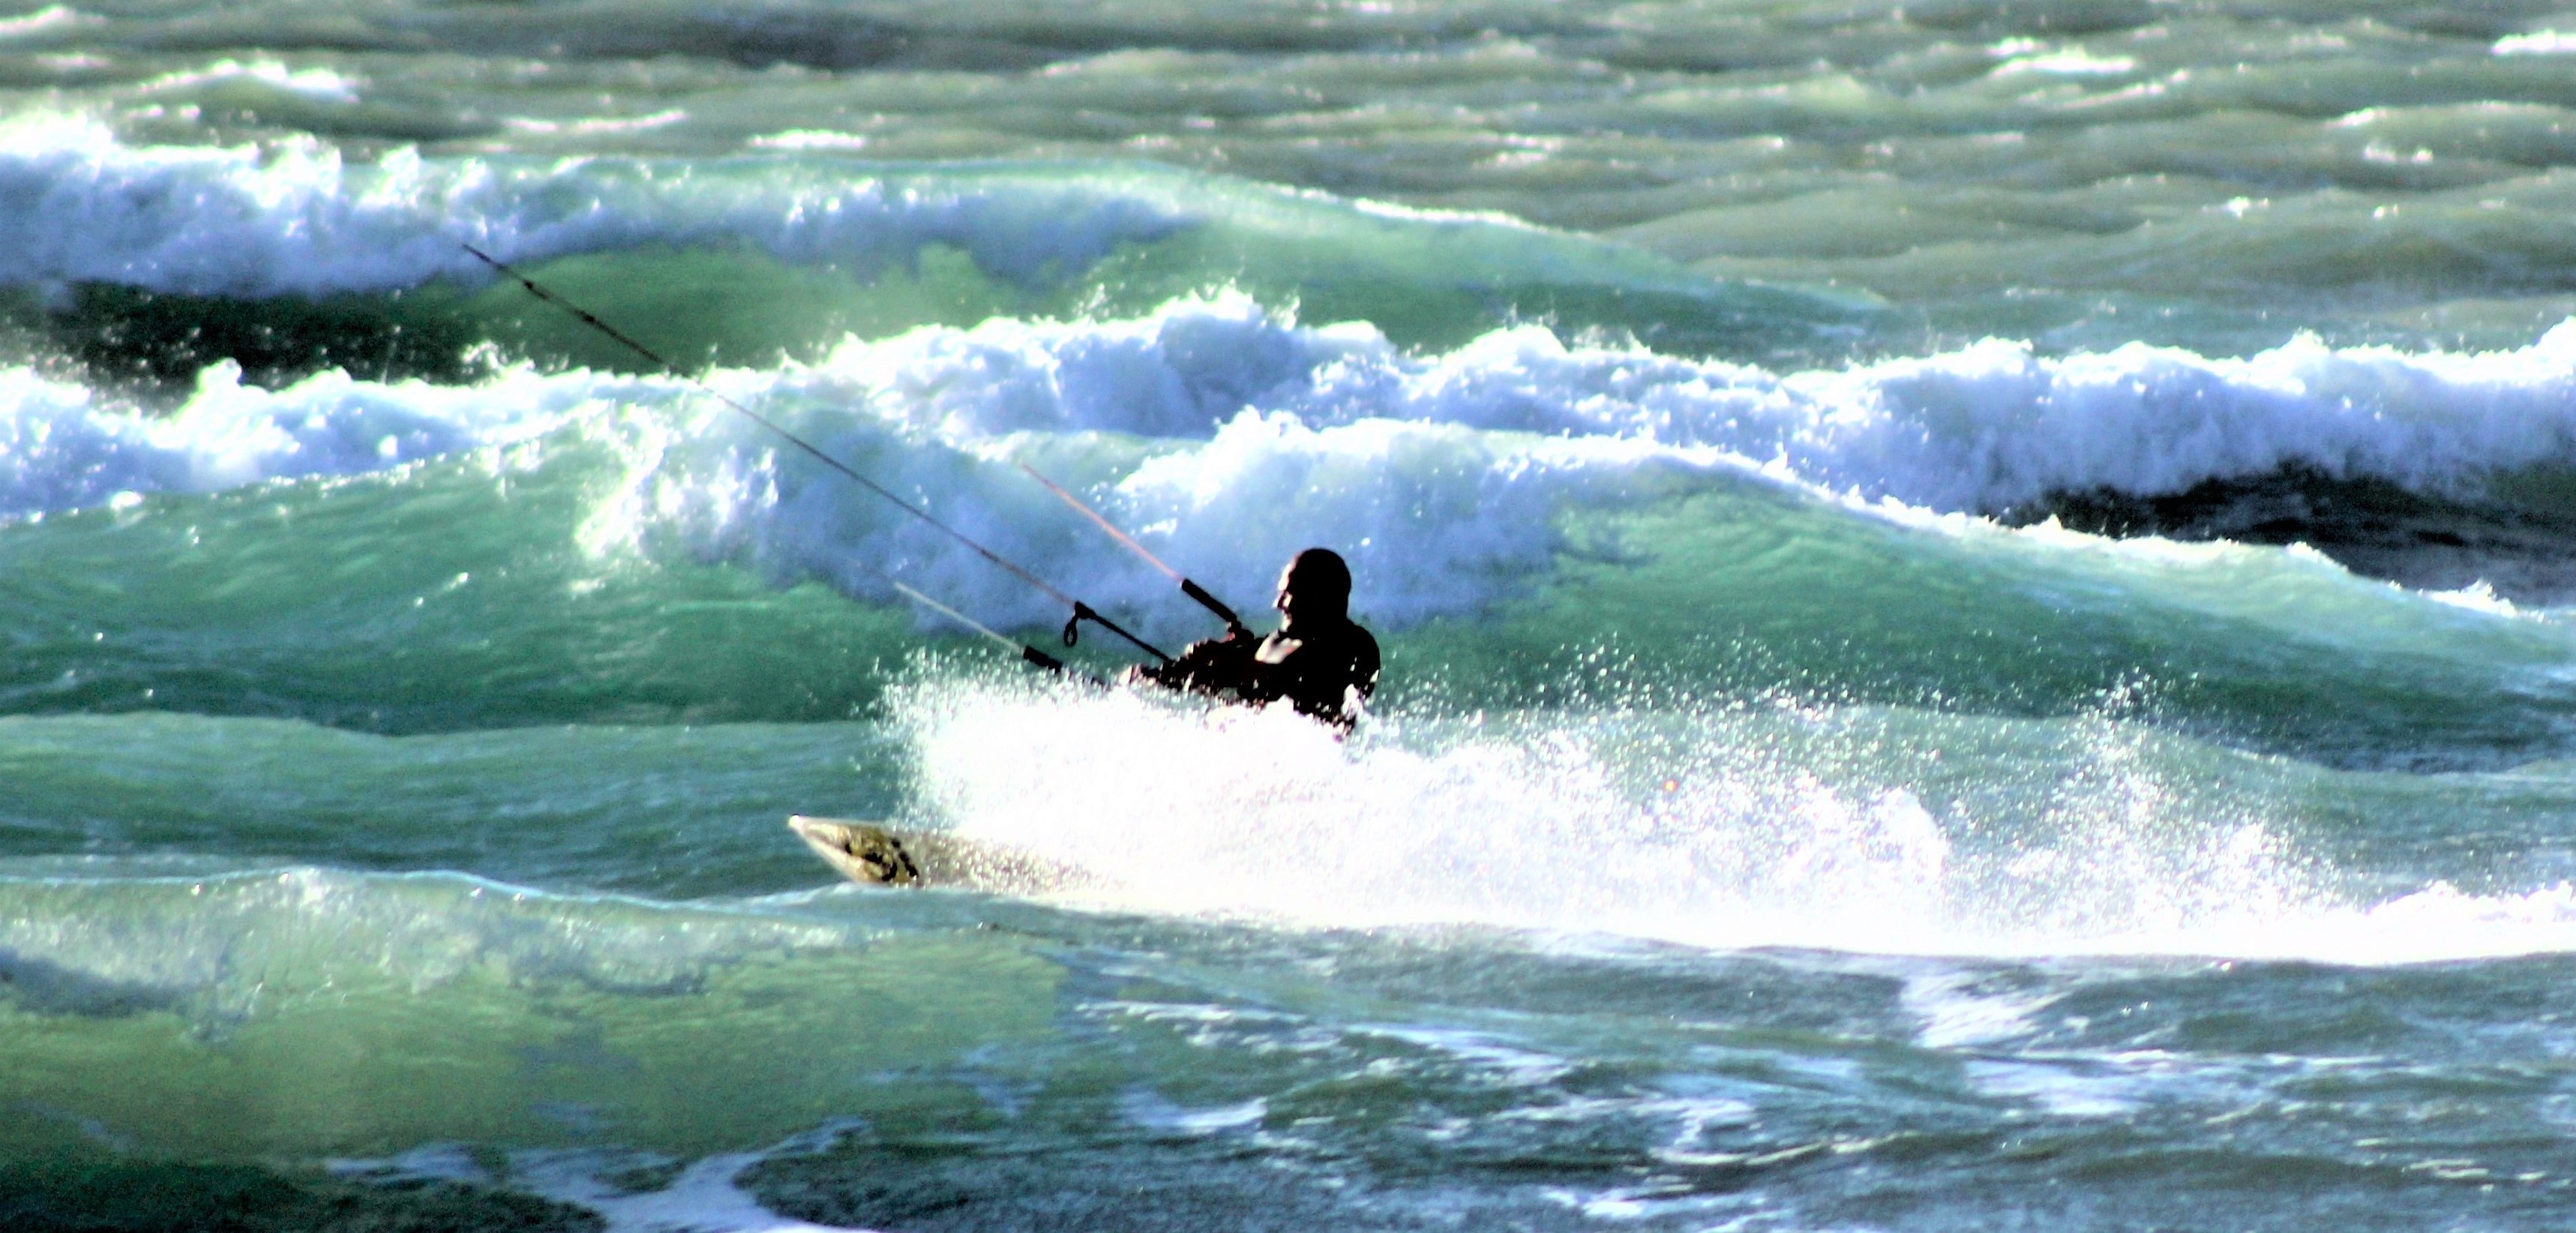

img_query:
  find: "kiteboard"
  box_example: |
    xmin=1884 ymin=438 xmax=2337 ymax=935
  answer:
xmin=787 ymin=815 xmax=1089 ymax=895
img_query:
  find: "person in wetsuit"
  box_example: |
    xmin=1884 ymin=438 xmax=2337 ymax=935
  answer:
xmin=1135 ymin=548 xmax=1381 ymax=728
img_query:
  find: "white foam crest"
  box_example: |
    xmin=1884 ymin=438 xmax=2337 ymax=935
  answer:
xmin=1902 ymin=970 xmax=2060 ymax=1048
xmin=792 ymin=302 xmax=2576 ymax=518
xmin=21 ymin=296 xmax=2576 ymax=629
xmin=1273 ymin=321 xmax=2576 ymax=513
xmin=502 ymin=109 xmax=691 ymax=137
xmin=0 ymin=358 xmax=595 ymax=519
xmin=137 ymin=57 xmax=365 ymax=105
xmin=2426 ymin=579 xmax=2526 ymax=618
xmin=16 ymin=122 xmax=2576 ymax=524
xmin=2122 ymin=880 xmax=2576 ymax=965
xmin=2495 ymin=30 xmax=2576 ymax=56
xmin=0 ymin=302 xmax=1741 ymax=632
xmin=584 ymin=320 xmax=1746 ymax=632
xmin=337 ymin=1135 xmax=880 ymax=1233
xmin=10 ymin=128 xmax=2576 ymax=529
xmin=889 ymin=677 xmax=2576 ymax=964
xmin=0 ymin=4 xmax=91 ymax=39
xmin=1119 ymin=1089 xmax=1269 ymax=1134
xmin=1991 ymin=46 xmax=2139 ymax=78
xmin=1767 ymin=328 xmax=2576 ymax=512
xmin=514 ymin=1150 xmax=869 ymax=1233
xmin=1960 ymin=1056 xmax=2171 ymax=1117
xmin=568 ymin=302 xmax=2576 ymax=632
xmin=0 ymin=118 xmax=1190 ymax=297
xmin=749 ymin=130 xmax=873 ymax=152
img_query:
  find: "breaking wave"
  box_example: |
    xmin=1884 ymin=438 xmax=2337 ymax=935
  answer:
xmin=15 ymin=296 xmax=2576 ymax=625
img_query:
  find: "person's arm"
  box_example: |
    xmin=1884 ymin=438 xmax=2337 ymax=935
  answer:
xmin=1132 ymin=628 xmax=1259 ymax=696
xmin=1351 ymin=627 xmax=1381 ymax=701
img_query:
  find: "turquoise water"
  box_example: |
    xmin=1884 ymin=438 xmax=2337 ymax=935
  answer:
xmin=8 ymin=2 xmax=2576 ymax=1229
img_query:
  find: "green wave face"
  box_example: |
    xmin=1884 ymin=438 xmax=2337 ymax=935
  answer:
xmin=9 ymin=424 xmax=2575 ymax=770
xmin=10 ymin=2 xmax=2576 ymax=1228
xmin=0 ymin=158 xmax=1878 ymax=401
xmin=18 ymin=1 xmax=2576 ymax=362
xmin=0 ymin=868 xmax=1061 ymax=1159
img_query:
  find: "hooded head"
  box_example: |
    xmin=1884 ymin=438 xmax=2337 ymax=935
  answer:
xmin=1273 ymin=548 xmax=1351 ymax=628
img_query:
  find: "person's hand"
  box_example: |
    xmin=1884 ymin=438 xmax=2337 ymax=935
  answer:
xmin=1124 ymin=662 xmax=1180 ymax=689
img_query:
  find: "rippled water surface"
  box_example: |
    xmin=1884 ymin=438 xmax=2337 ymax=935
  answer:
xmin=7 ymin=2 xmax=2576 ymax=1230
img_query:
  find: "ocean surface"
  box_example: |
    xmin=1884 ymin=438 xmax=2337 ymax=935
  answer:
xmin=8 ymin=1 xmax=2576 ymax=1228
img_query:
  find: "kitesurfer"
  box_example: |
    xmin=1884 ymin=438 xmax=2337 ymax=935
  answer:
xmin=1134 ymin=548 xmax=1381 ymax=728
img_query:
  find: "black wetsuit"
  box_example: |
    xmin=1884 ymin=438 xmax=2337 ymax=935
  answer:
xmin=1147 ymin=619 xmax=1381 ymax=728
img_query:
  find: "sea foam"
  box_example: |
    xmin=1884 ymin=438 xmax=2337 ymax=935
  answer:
xmin=892 ymin=674 xmax=2576 ymax=964
xmin=0 ymin=360 xmax=586 ymax=519
xmin=9 ymin=125 xmax=2576 ymax=540
xmin=0 ymin=116 xmax=1191 ymax=297
xmin=585 ymin=299 xmax=2576 ymax=627
xmin=14 ymin=296 xmax=2576 ymax=631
